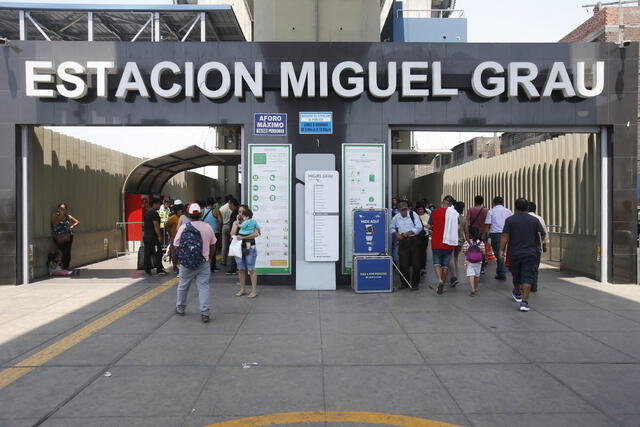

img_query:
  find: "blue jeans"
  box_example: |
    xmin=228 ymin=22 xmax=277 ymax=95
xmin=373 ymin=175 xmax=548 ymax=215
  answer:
xmin=432 ymin=249 xmax=453 ymax=269
xmin=235 ymin=246 xmax=258 ymax=271
xmin=176 ymin=260 xmax=211 ymax=315
xmin=490 ymin=233 xmax=507 ymax=278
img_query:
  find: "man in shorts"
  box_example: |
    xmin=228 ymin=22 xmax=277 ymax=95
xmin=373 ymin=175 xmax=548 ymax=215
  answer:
xmin=427 ymin=195 xmax=457 ymax=295
xmin=500 ymin=198 xmax=546 ymax=312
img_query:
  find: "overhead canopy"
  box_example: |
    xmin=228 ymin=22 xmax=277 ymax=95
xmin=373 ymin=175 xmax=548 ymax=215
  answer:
xmin=123 ymin=145 xmax=240 ymax=195
xmin=391 ymin=148 xmax=450 ymax=165
xmin=0 ymin=3 xmax=246 ymax=41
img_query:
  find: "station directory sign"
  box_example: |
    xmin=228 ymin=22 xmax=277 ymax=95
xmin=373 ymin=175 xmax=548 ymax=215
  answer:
xmin=342 ymin=143 xmax=386 ymax=274
xmin=304 ymin=170 xmax=339 ymax=262
xmin=248 ymin=144 xmax=292 ymax=274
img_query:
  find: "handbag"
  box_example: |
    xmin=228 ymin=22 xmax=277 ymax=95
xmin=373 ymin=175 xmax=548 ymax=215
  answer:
xmin=228 ymin=236 xmax=243 ymax=258
xmin=54 ymin=231 xmax=71 ymax=245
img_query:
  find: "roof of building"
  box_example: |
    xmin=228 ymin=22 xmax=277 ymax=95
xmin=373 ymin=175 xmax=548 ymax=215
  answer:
xmin=0 ymin=2 xmax=246 ymax=41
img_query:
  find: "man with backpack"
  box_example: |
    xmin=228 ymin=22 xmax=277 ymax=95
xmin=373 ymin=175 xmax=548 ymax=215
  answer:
xmin=390 ymin=200 xmax=424 ymax=290
xmin=173 ymin=203 xmax=217 ymax=323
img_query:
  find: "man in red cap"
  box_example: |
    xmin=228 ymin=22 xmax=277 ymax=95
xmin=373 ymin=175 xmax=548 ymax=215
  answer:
xmin=173 ymin=202 xmax=217 ymax=323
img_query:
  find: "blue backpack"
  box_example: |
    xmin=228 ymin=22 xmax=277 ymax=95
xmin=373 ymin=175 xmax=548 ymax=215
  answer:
xmin=178 ymin=223 xmax=205 ymax=269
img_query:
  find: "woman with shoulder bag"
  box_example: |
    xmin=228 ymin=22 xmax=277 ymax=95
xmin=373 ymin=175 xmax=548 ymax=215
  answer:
xmin=51 ymin=203 xmax=79 ymax=270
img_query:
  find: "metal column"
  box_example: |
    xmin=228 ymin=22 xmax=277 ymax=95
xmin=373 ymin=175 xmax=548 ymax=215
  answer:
xmin=21 ymin=126 xmax=29 ymax=285
xmin=600 ymin=126 xmax=609 ymax=284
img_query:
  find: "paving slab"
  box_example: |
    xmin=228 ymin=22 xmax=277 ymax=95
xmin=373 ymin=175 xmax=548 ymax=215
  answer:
xmin=0 ymin=333 xmax=58 ymax=366
xmin=432 ymin=364 xmax=597 ymax=414
xmin=468 ymin=310 xmax=571 ymax=332
xmin=96 ymin=311 xmax=174 ymax=335
xmin=465 ymin=413 xmax=614 ymax=427
xmin=55 ymin=366 xmax=210 ymax=418
xmin=43 ymin=333 xmax=144 ymax=366
xmin=218 ymin=333 xmax=322 ymax=366
xmin=155 ymin=312 xmax=246 ymax=335
xmin=324 ymin=365 xmax=460 ymax=414
xmin=585 ymin=331 xmax=640 ymax=360
xmin=192 ymin=366 xmax=324 ymax=416
xmin=321 ymin=312 xmax=403 ymax=334
xmin=409 ymin=333 xmax=525 ymax=364
xmin=393 ymin=311 xmax=485 ymax=333
xmin=41 ymin=416 xmax=184 ymax=427
xmin=116 ymin=334 xmax=233 ymax=366
xmin=322 ymin=333 xmax=424 ymax=365
xmin=541 ymin=310 xmax=640 ymax=332
xmin=498 ymin=331 xmax=635 ymax=363
xmin=237 ymin=312 xmax=320 ymax=335
xmin=542 ymin=363 xmax=640 ymax=416
xmin=0 ymin=366 xmax=102 ymax=420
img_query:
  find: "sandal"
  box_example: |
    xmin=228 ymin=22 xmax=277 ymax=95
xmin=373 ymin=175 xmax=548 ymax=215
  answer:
xmin=247 ymin=292 xmax=258 ymax=299
xmin=235 ymin=291 xmax=247 ymax=297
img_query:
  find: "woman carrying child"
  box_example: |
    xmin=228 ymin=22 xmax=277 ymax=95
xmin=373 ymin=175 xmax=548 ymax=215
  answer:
xmin=231 ymin=206 xmax=261 ymax=298
xmin=462 ymin=226 xmax=485 ymax=296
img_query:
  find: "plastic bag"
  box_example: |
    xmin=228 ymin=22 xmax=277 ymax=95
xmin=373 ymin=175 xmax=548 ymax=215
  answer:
xmin=229 ymin=236 xmax=243 ymax=258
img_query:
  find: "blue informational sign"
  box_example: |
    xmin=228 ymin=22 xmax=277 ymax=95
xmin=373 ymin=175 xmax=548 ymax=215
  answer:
xmin=299 ymin=112 xmax=333 ymax=134
xmin=353 ymin=209 xmax=388 ymax=255
xmin=353 ymin=256 xmax=393 ymax=293
xmin=254 ymin=113 xmax=287 ymax=136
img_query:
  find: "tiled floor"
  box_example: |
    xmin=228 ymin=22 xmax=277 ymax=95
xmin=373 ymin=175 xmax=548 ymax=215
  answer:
xmin=0 ymin=254 xmax=639 ymax=426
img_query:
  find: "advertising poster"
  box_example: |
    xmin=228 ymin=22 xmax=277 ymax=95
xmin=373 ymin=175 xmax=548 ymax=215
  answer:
xmin=248 ymin=144 xmax=291 ymax=274
xmin=353 ymin=209 xmax=388 ymax=255
xmin=304 ymin=171 xmax=339 ymax=262
xmin=342 ymin=144 xmax=386 ymax=274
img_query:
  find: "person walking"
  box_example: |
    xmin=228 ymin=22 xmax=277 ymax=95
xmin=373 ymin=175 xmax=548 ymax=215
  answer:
xmin=484 ymin=196 xmax=512 ymax=280
xmin=499 ymin=198 xmax=546 ymax=312
xmin=51 ymin=202 xmax=80 ymax=270
xmin=165 ymin=202 xmax=185 ymax=274
xmin=527 ymin=201 xmax=548 ymax=293
xmin=426 ymin=195 xmax=458 ymax=295
xmin=231 ymin=208 xmax=261 ymax=298
xmin=448 ymin=200 xmax=467 ymax=287
xmin=462 ymin=226 xmax=485 ymax=296
xmin=415 ymin=204 xmax=430 ymax=273
xmin=174 ymin=203 xmax=217 ymax=323
xmin=202 ymin=197 xmax=222 ymax=272
xmin=390 ymin=201 xmax=424 ymax=290
xmin=143 ymin=197 xmax=167 ymax=276
xmin=465 ymin=195 xmax=488 ymax=272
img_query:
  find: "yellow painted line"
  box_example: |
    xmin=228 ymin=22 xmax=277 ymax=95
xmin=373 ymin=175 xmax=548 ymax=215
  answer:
xmin=0 ymin=277 xmax=178 ymax=390
xmin=205 ymin=411 xmax=460 ymax=427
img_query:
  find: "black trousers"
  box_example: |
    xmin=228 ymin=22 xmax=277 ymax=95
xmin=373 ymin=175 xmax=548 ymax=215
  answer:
xmin=143 ymin=236 xmax=163 ymax=273
xmin=210 ymin=233 xmax=221 ymax=271
xmin=54 ymin=235 xmax=74 ymax=269
xmin=398 ymin=237 xmax=422 ymax=286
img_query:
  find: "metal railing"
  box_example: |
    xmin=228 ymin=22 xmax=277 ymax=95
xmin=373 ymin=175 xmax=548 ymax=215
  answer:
xmin=396 ymin=9 xmax=465 ymax=19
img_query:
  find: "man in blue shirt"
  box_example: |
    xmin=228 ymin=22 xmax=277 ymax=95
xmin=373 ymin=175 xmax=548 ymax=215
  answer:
xmin=202 ymin=197 xmax=222 ymax=272
xmin=484 ymin=196 xmax=513 ymax=280
xmin=390 ymin=201 xmax=424 ymax=290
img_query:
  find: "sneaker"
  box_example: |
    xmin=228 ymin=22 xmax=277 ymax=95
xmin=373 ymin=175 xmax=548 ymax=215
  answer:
xmin=144 ymin=270 xmax=153 ymax=276
xmin=175 ymin=306 xmax=185 ymax=316
xmin=511 ymin=290 xmax=523 ymax=303
xmin=469 ymin=291 xmax=477 ymax=297
xmin=410 ymin=284 xmax=419 ymax=291
xmin=436 ymin=283 xmax=444 ymax=295
xmin=520 ymin=301 xmax=531 ymax=312
xmin=449 ymin=277 xmax=459 ymax=287
xmin=157 ymin=270 xmax=167 ymax=276
xmin=201 ymin=314 xmax=210 ymax=323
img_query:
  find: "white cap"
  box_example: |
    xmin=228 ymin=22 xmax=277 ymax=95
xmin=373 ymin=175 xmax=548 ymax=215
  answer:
xmin=187 ymin=203 xmax=202 ymax=215
xmin=173 ymin=199 xmax=183 ymax=206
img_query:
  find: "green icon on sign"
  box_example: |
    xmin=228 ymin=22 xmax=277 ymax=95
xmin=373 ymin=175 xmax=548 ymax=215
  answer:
xmin=269 ymin=174 xmax=276 ymax=181
xmin=253 ymin=153 xmax=267 ymax=164
xmin=254 ymin=205 xmax=259 ymax=211
xmin=368 ymin=197 xmax=374 ymax=202
xmin=253 ymin=185 xmax=259 ymax=191
xmin=253 ymin=195 xmax=259 ymax=201
xmin=269 ymin=195 xmax=276 ymax=201
xmin=369 ymin=174 xmax=375 ymax=182
xmin=269 ymin=185 xmax=276 ymax=191
xmin=252 ymin=174 xmax=259 ymax=181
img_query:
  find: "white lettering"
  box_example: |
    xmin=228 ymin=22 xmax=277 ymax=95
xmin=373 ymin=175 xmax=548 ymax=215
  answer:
xmin=401 ymin=61 xmax=429 ymax=97
xmin=115 ymin=62 xmax=149 ymax=98
xmin=86 ymin=61 xmax=114 ymax=97
xmin=575 ymin=61 xmax=605 ymax=98
xmin=332 ymin=61 xmax=364 ymax=98
xmin=56 ymin=61 xmax=87 ymax=99
xmin=150 ymin=61 xmax=182 ymax=99
xmin=508 ymin=62 xmax=540 ymax=98
xmin=281 ymin=62 xmax=315 ymax=98
xmin=472 ymin=61 xmax=505 ymax=98
xmin=368 ymin=61 xmax=396 ymax=98
xmin=25 ymin=60 xmax=56 ymax=98
xmin=542 ymin=62 xmax=576 ymax=97
xmin=197 ymin=62 xmax=231 ymax=99
xmin=431 ymin=61 xmax=458 ymax=97
xmin=235 ymin=62 xmax=263 ymax=98
xmin=184 ymin=62 xmax=194 ymax=98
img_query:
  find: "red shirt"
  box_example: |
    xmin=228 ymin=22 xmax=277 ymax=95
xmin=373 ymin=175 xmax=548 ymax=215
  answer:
xmin=467 ymin=206 xmax=488 ymax=230
xmin=429 ymin=208 xmax=456 ymax=251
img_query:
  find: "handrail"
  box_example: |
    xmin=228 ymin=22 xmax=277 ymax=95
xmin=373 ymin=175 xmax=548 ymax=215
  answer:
xmin=396 ymin=8 xmax=465 ymax=19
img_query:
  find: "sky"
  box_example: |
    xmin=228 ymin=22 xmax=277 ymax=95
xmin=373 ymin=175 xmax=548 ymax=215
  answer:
xmin=31 ymin=0 xmax=605 ymax=159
